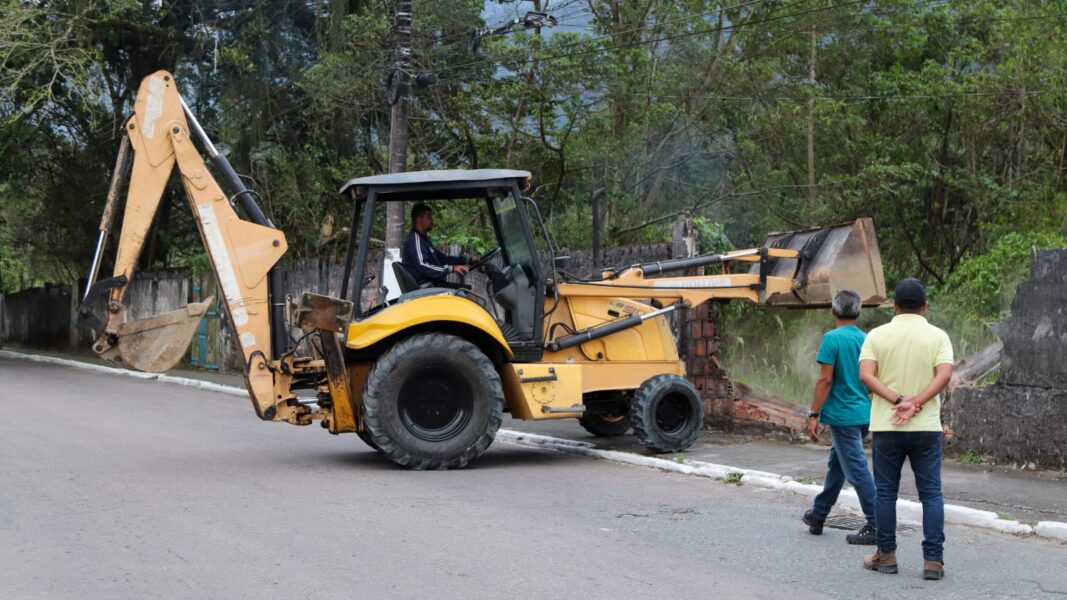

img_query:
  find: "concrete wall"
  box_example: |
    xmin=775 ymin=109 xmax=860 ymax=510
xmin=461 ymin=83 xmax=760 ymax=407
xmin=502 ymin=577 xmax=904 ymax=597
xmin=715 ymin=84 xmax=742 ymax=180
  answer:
xmin=948 ymin=385 xmax=1067 ymax=469
xmin=993 ymin=249 xmax=1067 ymax=389
xmin=946 ymin=249 xmax=1067 ymax=469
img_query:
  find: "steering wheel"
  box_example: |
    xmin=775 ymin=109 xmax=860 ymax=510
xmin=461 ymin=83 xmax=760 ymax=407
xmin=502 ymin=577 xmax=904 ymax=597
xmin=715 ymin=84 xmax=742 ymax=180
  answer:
xmin=468 ymin=246 xmax=502 ymax=271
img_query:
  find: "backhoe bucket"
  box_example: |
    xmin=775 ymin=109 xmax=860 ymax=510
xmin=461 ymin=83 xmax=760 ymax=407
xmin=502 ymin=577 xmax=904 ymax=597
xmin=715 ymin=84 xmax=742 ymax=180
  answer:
xmin=758 ymin=218 xmax=885 ymax=307
xmin=113 ymin=298 xmax=214 ymax=373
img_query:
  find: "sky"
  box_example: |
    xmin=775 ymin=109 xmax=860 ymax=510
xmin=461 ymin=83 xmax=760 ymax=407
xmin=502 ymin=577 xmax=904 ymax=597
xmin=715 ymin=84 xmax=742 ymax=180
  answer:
xmin=482 ymin=0 xmax=594 ymax=38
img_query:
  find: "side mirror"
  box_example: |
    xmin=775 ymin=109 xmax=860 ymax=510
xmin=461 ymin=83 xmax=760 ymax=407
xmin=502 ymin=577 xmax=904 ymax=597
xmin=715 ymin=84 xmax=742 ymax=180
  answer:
xmin=553 ymin=256 xmax=572 ymax=271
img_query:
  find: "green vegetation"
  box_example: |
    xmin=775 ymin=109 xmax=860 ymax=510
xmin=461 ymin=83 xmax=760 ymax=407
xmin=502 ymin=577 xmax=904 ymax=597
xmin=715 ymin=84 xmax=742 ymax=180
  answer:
xmin=939 ymin=233 xmax=1067 ymax=321
xmin=957 ymin=452 xmax=984 ymax=465
xmin=3 ymin=0 xmax=1065 ymax=294
xmin=978 ymin=371 xmax=1000 ymax=386
xmin=795 ymin=476 xmax=817 ymax=485
xmin=721 ymin=472 xmax=743 ymax=484
xmin=1 ymin=2 xmax=1064 ymax=407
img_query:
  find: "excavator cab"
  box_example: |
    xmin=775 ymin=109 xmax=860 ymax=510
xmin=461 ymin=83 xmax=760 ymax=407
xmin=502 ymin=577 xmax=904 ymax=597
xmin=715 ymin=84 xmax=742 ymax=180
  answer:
xmin=338 ymin=170 xmax=546 ymax=362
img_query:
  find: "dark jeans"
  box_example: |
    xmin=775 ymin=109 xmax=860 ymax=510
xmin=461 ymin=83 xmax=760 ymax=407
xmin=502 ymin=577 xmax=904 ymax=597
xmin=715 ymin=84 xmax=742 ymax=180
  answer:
xmin=872 ymin=431 xmax=945 ymax=562
xmin=811 ymin=424 xmax=877 ymax=528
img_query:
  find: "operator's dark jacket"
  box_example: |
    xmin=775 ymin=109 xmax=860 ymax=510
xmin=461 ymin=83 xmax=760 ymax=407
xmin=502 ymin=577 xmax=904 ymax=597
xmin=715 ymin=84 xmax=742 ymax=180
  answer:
xmin=401 ymin=230 xmax=467 ymax=285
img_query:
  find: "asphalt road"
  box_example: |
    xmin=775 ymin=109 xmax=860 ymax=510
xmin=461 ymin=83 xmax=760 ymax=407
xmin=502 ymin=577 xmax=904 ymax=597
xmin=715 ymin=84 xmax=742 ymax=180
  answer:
xmin=509 ymin=417 xmax=1067 ymax=525
xmin=2 ymin=357 xmax=1066 ymax=599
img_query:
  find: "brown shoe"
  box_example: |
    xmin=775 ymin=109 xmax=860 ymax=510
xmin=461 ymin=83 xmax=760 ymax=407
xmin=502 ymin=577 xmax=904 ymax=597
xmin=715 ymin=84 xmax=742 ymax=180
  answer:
xmin=923 ymin=560 xmax=945 ymax=580
xmin=863 ymin=549 xmax=898 ymax=574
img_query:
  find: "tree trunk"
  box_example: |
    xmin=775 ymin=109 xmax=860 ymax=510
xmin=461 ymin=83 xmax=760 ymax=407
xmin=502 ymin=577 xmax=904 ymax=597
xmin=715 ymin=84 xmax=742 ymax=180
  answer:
xmin=383 ymin=0 xmax=412 ymax=302
xmin=806 ymin=28 xmax=817 ymax=205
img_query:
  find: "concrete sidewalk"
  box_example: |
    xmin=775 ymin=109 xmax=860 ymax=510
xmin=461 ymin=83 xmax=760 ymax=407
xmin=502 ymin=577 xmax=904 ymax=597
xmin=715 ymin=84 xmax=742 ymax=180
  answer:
xmin=509 ymin=418 xmax=1067 ymax=526
xmin=5 ymin=348 xmax=1066 ymax=533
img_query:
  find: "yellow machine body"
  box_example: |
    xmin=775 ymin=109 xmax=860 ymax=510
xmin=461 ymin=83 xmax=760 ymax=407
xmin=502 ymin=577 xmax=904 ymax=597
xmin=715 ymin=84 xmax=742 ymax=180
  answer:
xmin=540 ymin=297 xmax=686 ymax=395
xmin=501 ymin=364 xmax=584 ymax=419
xmin=345 ymin=294 xmax=512 ymax=358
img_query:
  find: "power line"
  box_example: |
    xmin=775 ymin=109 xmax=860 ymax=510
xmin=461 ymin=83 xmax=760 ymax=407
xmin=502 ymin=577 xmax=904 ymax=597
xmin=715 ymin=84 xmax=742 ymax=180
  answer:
xmin=512 ymin=87 xmax=1067 ymax=103
xmin=419 ymin=0 xmax=595 ymax=59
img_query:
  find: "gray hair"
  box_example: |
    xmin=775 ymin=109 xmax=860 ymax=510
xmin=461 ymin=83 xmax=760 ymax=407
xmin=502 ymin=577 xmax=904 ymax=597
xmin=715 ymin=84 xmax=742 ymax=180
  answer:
xmin=832 ymin=289 xmax=862 ymax=319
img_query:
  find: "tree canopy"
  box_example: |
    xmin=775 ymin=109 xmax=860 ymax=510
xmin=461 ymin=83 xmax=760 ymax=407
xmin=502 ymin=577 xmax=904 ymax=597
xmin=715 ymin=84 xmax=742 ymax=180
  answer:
xmin=1 ymin=0 xmax=1065 ymax=302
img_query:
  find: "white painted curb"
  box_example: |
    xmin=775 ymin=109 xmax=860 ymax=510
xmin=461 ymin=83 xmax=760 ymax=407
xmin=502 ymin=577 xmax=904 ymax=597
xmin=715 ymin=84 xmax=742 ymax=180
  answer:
xmin=1 ymin=350 xmax=246 ymax=397
xmin=495 ymin=430 xmax=1040 ymax=537
xmin=3 ymin=349 xmax=1061 ymax=542
xmin=1035 ymin=521 xmax=1067 ymax=542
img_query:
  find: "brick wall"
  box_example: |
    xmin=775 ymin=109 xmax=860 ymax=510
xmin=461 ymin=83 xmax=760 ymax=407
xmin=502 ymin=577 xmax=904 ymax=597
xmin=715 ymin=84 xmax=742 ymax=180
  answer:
xmin=684 ymin=301 xmax=732 ymax=412
xmin=684 ymin=300 xmax=806 ymax=435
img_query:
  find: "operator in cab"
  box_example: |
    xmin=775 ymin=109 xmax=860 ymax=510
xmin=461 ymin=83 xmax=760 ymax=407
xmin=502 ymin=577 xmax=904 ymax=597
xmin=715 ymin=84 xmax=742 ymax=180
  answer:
xmin=401 ymin=203 xmax=470 ymax=289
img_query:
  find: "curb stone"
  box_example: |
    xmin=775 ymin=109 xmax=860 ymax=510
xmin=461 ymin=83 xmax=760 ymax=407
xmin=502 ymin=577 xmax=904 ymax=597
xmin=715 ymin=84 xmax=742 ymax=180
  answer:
xmin=1035 ymin=521 xmax=1067 ymax=542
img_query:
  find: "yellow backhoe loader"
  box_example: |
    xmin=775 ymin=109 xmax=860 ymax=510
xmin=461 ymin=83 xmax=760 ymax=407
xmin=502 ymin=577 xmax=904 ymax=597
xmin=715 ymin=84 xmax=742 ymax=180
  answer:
xmin=81 ymin=71 xmax=887 ymax=469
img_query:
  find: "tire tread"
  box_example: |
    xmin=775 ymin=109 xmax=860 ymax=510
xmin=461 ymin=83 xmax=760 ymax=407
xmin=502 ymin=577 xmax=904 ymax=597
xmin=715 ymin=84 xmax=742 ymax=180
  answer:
xmin=362 ymin=333 xmax=503 ymax=470
xmin=630 ymin=374 xmax=703 ymax=453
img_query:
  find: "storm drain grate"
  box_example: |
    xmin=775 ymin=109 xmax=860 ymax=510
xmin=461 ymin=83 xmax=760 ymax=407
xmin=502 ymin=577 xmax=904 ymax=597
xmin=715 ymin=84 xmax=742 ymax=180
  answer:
xmin=826 ymin=514 xmax=916 ymax=532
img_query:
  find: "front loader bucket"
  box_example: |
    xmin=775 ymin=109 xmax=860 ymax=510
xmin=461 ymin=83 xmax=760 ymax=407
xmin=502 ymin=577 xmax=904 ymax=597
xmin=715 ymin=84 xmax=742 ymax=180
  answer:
xmin=113 ymin=298 xmax=214 ymax=373
xmin=758 ymin=218 xmax=886 ymax=307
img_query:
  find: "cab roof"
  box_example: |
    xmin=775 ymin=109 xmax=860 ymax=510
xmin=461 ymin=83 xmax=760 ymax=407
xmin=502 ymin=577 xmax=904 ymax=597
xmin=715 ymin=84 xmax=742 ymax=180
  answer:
xmin=339 ymin=169 xmax=531 ymax=200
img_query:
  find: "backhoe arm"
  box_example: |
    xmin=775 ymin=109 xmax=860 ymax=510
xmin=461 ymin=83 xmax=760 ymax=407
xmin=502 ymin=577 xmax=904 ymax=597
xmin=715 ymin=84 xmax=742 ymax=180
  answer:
xmin=556 ymin=218 xmax=886 ymax=308
xmin=544 ymin=219 xmax=886 ymax=353
xmin=84 ymin=71 xmax=288 ymax=418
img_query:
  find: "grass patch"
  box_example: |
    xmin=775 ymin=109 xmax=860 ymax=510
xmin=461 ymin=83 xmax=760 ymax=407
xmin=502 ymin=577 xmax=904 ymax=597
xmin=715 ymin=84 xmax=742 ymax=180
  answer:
xmin=672 ymin=453 xmax=687 ymax=464
xmin=977 ymin=370 xmax=1000 ymax=386
xmin=720 ymin=472 xmax=743 ymax=484
xmin=795 ymin=476 xmax=817 ymax=485
xmin=722 ymin=309 xmax=835 ymax=404
xmin=956 ymin=452 xmax=984 ymax=465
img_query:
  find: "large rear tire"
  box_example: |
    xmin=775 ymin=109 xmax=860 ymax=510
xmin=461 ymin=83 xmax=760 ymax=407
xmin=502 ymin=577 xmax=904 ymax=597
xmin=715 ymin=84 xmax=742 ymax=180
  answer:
xmin=630 ymin=374 xmax=704 ymax=453
xmin=355 ymin=425 xmax=383 ymax=454
xmin=578 ymin=412 xmax=632 ymax=437
xmin=362 ymin=333 xmax=504 ymax=470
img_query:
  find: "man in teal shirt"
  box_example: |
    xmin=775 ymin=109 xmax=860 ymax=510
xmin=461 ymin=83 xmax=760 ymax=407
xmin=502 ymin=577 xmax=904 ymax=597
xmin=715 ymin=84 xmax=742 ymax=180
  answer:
xmin=802 ymin=289 xmax=878 ymax=545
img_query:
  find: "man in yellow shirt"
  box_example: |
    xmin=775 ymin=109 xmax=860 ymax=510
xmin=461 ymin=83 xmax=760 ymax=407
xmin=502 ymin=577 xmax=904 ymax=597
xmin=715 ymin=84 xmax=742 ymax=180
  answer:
xmin=858 ymin=278 xmax=953 ymax=581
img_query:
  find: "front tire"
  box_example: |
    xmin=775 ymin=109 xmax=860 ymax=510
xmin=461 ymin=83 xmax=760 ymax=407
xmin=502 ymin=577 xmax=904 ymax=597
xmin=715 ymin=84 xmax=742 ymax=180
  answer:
xmin=362 ymin=333 xmax=503 ymax=470
xmin=630 ymin=374 xmax=704 ymax=453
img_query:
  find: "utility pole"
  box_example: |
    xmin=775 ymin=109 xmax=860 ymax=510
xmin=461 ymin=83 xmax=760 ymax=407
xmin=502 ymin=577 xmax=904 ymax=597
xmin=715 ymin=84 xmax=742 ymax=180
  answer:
xmin=807 ymin=27 xmax=817 ymax=205
xmin=383 ymin=0 xmax=412 ymax=301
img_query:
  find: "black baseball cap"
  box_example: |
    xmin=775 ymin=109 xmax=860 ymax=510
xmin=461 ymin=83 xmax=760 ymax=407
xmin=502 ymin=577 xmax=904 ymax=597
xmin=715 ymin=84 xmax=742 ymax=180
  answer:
xmin=894 ymin=278 xmax=926 ymax=309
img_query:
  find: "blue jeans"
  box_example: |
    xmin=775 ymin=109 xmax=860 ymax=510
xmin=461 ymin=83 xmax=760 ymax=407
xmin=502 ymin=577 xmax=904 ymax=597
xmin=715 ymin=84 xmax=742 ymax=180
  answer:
xmin=811 ymin=424 xmax=877 ymax=528
xmin=872 ymin=431 xmax=945 ymax=562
